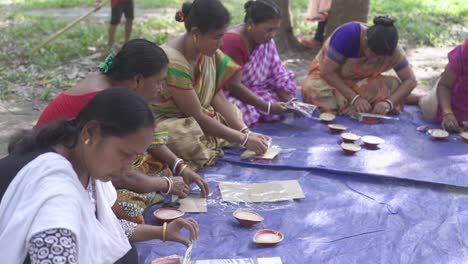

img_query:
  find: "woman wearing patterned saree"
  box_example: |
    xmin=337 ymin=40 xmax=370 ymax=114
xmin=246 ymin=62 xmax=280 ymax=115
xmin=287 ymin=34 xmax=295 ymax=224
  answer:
xmin=221 ymin=0 xmax=295 ymax=126
xmin=152 ymin=0 xmax=269 ymax=170
xmin=302 ymin=16 xmax=417 ymax=115
xmin=35 ymin=39 xmax=209 ymax=224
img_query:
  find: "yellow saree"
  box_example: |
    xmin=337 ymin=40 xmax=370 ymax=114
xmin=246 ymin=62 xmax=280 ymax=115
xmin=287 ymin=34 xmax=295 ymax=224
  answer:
xmin=302 ymin=22 xmax=407 ymax=114
xmin=112 ymin=131 xmax=170 ymax=224
xmin=151 ymin=47 xmax=242 ymax=170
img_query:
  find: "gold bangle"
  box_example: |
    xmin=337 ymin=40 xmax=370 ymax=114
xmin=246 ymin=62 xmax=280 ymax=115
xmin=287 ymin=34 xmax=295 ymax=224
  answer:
xmin=179 ymin=164 xmax=189 ymax=175
xmin=162 ymin=222 xmax=167 ymax=242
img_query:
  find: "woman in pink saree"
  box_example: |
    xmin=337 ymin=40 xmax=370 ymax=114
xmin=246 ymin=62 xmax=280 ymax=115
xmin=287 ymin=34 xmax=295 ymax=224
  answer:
xmin=221 ymin=0 xmax=296 ymax=126
xmin=419 ymin=38 xmax=468 ymax=132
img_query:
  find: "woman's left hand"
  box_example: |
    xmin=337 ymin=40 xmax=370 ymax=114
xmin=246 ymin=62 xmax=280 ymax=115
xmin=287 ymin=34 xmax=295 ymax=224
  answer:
xmin=180 ymin=168 xmax=210 ymax=198
xmin=372 ymin=101 xmax=391 ymax=115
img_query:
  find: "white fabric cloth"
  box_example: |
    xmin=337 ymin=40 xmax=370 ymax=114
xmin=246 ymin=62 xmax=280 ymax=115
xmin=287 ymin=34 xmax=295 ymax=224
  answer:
xmin=0 ymin=152 xmax=131 ymax=264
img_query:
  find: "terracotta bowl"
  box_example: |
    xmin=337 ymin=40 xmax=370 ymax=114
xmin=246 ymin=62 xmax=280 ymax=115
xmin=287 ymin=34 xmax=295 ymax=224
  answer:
xmin=430 ymin=129 xmax=449 ymax=140
xmin=328 ymin=124 xmax=347 ymax=134
xmin=253 ymin=229 xmax=284 ymax=246
xmin=361 ymin=135 xmax=385 ymax=148
xmin=461 ymin=132 xmax=468 ymax=143
xmin=340 ymin=132 xmax=360 ymax=143
xmin=233 ymin=209 xmax=264 ymax=227
xmin=341 ymin=142 xmax=361 ymax=155
xmin=320 ymin=113 xmax=336 ymax=123
xmin=153 ymin=208 xmax=185 ymax=223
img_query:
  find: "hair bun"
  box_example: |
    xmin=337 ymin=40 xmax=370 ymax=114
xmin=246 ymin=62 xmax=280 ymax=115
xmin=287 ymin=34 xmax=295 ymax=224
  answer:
xmin=175 ymin=2 xmax=192 ymax=22
xmin=373 ymin=16 xmax=395 ymax=27
xmin=244 ymin=0 xmax=254 ymax=11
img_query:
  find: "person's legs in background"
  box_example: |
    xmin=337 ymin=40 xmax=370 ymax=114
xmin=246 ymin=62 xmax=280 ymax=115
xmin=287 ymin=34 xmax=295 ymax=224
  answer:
xmin=123 ymin=0 xmax=134 ymax=43
xmin=108 ymin=3 xmax=123 ymax=48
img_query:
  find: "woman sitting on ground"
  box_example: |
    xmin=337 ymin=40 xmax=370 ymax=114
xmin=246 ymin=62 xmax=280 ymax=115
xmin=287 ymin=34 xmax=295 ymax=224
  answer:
xmin=1 ymin=88 xmax=198 ymax=264
xmin=151 ymin=0 xmax=270 ymax=169
xmin=36 ymin=39 xmax=209 ymax=224
xmin=302 ymin=16 xmax=417 ymax=115
xmin=419 ymin=38 xmax=468 ymax=132
xmin=220 ymin=0 xmax=295 ymax=126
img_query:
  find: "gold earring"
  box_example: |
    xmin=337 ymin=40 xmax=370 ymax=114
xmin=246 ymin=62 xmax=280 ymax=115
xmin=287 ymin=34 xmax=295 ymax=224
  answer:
xmin=193 ymin=35 xmax=198 ymax=44
xmin=247 ymin=26 xmax=252 ymax=31
xmin=85 ymin=139 xmax=90 ymax=145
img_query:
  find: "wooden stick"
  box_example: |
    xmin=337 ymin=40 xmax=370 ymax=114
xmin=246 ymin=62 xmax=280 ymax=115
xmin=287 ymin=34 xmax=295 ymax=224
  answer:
xmin=31 ymin=0 xmax=109 ymax=55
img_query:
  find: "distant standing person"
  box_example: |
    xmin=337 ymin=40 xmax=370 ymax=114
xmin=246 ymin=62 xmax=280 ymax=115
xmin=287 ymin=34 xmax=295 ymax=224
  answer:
xmin=97 ymin=0 xmax=134 ymax=49
xmin=300 ymin=0 xmax=333 ymax=49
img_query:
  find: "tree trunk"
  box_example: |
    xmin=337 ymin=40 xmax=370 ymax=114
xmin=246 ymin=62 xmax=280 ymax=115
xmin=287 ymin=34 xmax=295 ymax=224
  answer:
xmin=272 ymin=0 xmax=305 ymax=52
xmin=325 ymin=0 xmax=370 ymax=38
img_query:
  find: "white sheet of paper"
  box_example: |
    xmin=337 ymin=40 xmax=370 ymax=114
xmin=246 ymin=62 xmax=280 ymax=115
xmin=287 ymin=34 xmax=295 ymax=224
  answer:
xmin=219 ymin=180 xmax=305 ymax=203
xmin=240 ymin=148 xmax=282 ymax=160
xmin=172 ymin=194 xmax=207 ymax=213
xmin=194 ymin=257 xmax=282 ymax=264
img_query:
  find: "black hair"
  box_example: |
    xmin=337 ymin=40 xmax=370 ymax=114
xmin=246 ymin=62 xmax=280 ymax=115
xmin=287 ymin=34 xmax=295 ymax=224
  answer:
xmin=367 ymin=16 xmax=399 ymax=56
xmin=104 ymin=39 xmax=169 ymax=81
xmin=9 ymin=88 xmax=154 ymax=155
xmin=243 ymin=0 xmax=282 ymax=24
xmin=175 ymin=0 xmax=230 ymax=34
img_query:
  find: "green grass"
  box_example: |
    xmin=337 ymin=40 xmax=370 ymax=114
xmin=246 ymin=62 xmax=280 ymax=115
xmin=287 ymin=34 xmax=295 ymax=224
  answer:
xmin=1 ymin=0 xmax=467 ymax=100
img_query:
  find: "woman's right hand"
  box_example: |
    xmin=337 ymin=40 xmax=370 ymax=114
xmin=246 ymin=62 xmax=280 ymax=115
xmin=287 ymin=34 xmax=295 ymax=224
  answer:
xmin=169 ymin=176 xmax=190 ymax=198
xmin=352 ymin=97 xmax=372 ymax=113
xmin=269 ymin=102 xmax=290 ymax=114
xmin=442 ymin=114 xmax=461 ymax=132
xmin=166 ymin=218 xmax=199 ymax=247
xmin=245 ymin=132 xmax=269 ymax=155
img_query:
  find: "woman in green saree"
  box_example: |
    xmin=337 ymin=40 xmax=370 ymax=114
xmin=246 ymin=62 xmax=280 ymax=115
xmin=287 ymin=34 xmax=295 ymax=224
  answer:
xmin=152 ymin=0 xmax=270 ymax=170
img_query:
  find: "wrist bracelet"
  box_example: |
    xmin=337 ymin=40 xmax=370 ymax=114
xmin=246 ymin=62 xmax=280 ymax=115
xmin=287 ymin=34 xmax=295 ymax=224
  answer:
xmin=240 ymin=126 xmax=250 ymax=133
xmin=267 ymin=102 xmax=271 ymax=114
xmin=241 ymin=132 xmax=250 ymax=147
xmin=350 ymin=94 xmax=360 ymax=105
xmin=384 ymin=99 xmax=394 ymax=111
xmin=443 ymin=110 xmax=454 ymax=117
xmin=162 ymin=222 xmax=167 ymax=242
xmin=179 ymin=164 xmax=189 ymax=175
xmin=161 ymin=176 xmax=172 ymax=195
xmin=172 ymin=158 xmax=183 ymax=174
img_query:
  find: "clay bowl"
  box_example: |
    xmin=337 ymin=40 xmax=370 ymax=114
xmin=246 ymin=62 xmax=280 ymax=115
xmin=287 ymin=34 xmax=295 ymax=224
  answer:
xmin=340 ymin=142 xmax=362 ymax=155
xmin=328 ymin=124 xmax=347 ymax=134
xmin=460 ymin=132 xmax=468 ymax=143
xmin=320 ymin=113 xmax=336 ymax=123
xmin=429 ymin=129 xmax=449 ymax=140
xmin=253 ymin=229 xmax=284 ymax=246
xmin=361 ymin=135 xmax=385 ymax=148
xmin=233 ymin=209 xmax=264 ymax=227
xmin=153 ymin=208 xmax=185 ymax=223
xmin=340 ymin=132 xmax=360 ymax=143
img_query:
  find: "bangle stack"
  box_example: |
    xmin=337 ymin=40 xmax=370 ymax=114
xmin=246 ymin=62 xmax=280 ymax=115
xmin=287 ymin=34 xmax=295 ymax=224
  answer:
xmin=161 ymin=176 xmax=173 ymax=194
xmin=162 ymin=222 xmax=167 ymax=242
xmin=350 ymin=94 xmax=360 ymax=106
xmin=241 ymin=132 xmax=250 ymax=147
xmin=384 ymin=99 xmax=394 ymax=111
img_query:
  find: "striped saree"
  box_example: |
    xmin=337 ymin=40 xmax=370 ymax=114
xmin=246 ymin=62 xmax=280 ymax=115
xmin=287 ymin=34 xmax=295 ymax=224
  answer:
xmin=151 ymin=47 xmax=242 ymax=170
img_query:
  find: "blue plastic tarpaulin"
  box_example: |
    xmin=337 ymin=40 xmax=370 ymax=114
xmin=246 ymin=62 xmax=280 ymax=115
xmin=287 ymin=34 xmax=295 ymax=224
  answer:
xmin=136 ymin=106 xmax=468 ymax=264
